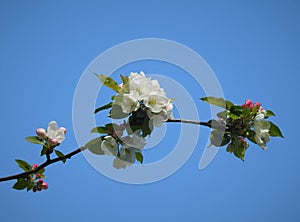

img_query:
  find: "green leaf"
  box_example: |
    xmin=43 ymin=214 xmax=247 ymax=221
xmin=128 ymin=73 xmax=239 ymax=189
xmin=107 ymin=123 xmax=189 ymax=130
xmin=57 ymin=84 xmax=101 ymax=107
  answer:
xmin=200 ymin=97 xmax=234 ymax=109
xmin=90 ymin=126 xmax=108 ymax=134
xmin=55 ymin=150 xmax=66 ymax=163
xmin=25 ymin=136 xmax=45 ymax=145
xmin=269 ymin=121 xmax=284 ymax=138
xmin=94 ymin=102 xmax=113 ymax=114
xmin=210 ymin=130 xmax=230 ymax=147
xmin=142 ymin=117 xmax=153 ymax=137
xmin=26 ymin=181 xmax=34 ymax=192
xmin=120 ymin=74 xmax=129 ymax=93
xmin=217 ymin=110 xmax=228 ymax=119
xmin=135 ymin=152 xmax=143 ymax=164
xmin=246 ymin=130 xmax=257 ymax=144
xmin=40 ymin=145 xmax=48 ymax=156
xmin=265 ymin=110 xmax=275 ymax=117
xmin=94 ymin=74 xmax=121 ymax=93
xmin=109 ymin=105 xmax=130 ymax=119
xmin=226 ymin=143 xmax=234 ymax=153
xmin=84 ymin=137 xmax=105 ymax=155
xmin=12 ymin=178 xmax=28 ymax=190
xmin=207 ymin=119 xmax=221 ymax=129
xmin=36 ymin=168 xmax=45 ymax=174
xmin=233 ymin=145 xmax=246 ymax=161
xmin=15 ymin=159 xmax=32 ymax=172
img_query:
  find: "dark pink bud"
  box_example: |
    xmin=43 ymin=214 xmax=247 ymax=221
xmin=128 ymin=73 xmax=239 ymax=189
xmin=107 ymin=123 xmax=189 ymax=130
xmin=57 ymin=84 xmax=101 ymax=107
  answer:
xmin=36 ymin=174 xmax=41 ymax=178
xmin=32 ymin=164 xmax=38 ymax=169
xmin=41 ymin=182 xmax=48 ymax=190
xmin=37 ymin=179 xmax=43 ymax=184
xmin=242 ymin=99 xmax=253 ymax=108
xmin=253 ymin=102 xmax=261 ymax=107
xmin=36 ymin=128 xmax=47 ymax=139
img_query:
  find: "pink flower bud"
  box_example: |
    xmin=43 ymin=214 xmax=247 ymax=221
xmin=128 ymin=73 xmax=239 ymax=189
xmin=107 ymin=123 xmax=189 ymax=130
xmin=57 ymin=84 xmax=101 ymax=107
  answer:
xmin=242 ymin=99 xmax=253 ymax=108
xmin=59 ymin=127 xmax=67 ymax=134
xmin=36 ymin=128 xmax=47 ymax=139
xmin=49 ymin=138 xmax=59 ymax=146
xmin=41 ymin=182 xmax=48 ymax=190
xmin=253 ymin=102 xmax=261 ymax=107
xmin=37 ymin=179 xmax=43 ymax=184
xmin=32 ymin=164 xmax=38 ymax=169
xmin=36 ymin=174 xmax=41 ymax=178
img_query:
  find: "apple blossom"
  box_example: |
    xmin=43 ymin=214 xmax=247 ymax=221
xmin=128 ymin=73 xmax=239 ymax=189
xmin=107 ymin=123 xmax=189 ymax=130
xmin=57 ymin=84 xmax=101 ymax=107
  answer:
xmin=46 ymin=121 xmax=65 ymax=144
xmin=252 ymin=109 xmax=270 ymax=149
xmin=100 ymin=136 xmax=118 ymax=156
xmin=113 ymin=146 xmax=137 ymax=169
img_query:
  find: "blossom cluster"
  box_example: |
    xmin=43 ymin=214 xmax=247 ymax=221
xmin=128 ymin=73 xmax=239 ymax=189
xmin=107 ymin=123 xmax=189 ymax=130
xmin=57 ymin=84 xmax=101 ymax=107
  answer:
xmin=90 ymin=72 xmax=174 ymax=169
xmin=31 ymin=164 xmax=48 ymax=192
xmin=36 ymin=121 xmax=66 ymax=147
xmin=114 ymin=71 xmax=173 ymax=126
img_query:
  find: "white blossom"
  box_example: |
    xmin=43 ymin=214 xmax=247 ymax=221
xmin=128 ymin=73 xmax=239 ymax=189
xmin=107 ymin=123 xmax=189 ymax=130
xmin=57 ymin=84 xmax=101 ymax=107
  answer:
xmin=46 ymin=121 xmax=65 ymax=144
xmin=113 ymin=146 xmax=137 ymax=169
xmin=100 ymin=136 xmax=118 ymax=156
xmin=253 ymin=110 xmax=270 ymax=149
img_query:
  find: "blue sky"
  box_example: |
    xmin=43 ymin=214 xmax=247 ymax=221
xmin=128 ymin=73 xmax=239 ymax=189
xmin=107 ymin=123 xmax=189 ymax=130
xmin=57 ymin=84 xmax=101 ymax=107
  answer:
xmin=0 ymin=1 xmax=299 ymax=221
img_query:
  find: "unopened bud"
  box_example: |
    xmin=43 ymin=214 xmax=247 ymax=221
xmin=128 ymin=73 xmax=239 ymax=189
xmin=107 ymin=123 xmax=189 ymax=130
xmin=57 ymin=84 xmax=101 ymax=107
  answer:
xmin=49 ymin=138 xmax=59 ymax=146
xmin=36 ymin=174 xmax=41 ymax=178
xmin=41 ymin=182 xmax=48 ymax=190
xmin=242 ymin=99 xmax=253 ymax=108
xmin=253 ymin=102 xmax=261 ymax=107
xmin=32 ymin=164 xmax=38 ymax=169
xmin=36 ymin=128 xmax=47 ymax=139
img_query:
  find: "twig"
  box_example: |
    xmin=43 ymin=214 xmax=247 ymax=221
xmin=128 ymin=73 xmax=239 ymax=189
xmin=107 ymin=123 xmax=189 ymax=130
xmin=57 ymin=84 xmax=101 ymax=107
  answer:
xmin=166 ymin=119 xmax=226 ymax=130
xmin=0 ymin=147 xmax=86 ymax=182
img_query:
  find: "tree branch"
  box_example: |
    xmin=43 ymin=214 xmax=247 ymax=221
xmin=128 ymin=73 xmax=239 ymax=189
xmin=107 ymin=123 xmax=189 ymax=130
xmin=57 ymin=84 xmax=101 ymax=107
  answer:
xmin=166 ymin=118 xmax=226 ymax=130
xmin=0 ymin=147 xmax=86 ymax=182
xmin=0 ymin=118 xmax=223 ymax=183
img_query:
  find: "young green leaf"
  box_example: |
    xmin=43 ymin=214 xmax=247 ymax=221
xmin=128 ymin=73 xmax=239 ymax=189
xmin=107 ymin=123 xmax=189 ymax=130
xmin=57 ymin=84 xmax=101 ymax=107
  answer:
xmin=269 ymin=121 xmax=284 ymax=138
xmin=15 ymin=159 xmax=32 ymax=172
xmin=12 ymin=178 xmax=28 ymax=190
xmin=265 ymin=110 xmax=276 ymax=117
xmin=210 ymin=130 xmax=230 ymax=147
xmin=55 ymin=150 xmax=66 ymax=163
xmin=94 ymin=74 xmax=121 ymax=93
xmin=94 ymin=102 xmax=113 ymax=114
xmin=90 ymin=126 xmax=108 ymax=134
xmin=84 ymin=137 xmax=105 ymax=155
xmin=36 ymin=167 xmax=45 ymax=174
xmin=120 ymin=74 xmax=129 ymax=93
xmin=26 ymin=181 xmax=34 ymax=192
xmin=40 ymin=146 xmax=48 ymax=156
xmin=135 ymin=152 xmax=143 ymax=164
xmin=25 ymin=136 xmax=45 ymax=145
xmin=233 ymin=145 xmax=246 ymax=161
xmin=200 ymin=97 xmax=234 ymax=110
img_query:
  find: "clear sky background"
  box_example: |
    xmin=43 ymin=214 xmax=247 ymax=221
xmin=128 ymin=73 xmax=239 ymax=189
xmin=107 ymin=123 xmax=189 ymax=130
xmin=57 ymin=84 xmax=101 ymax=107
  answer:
xmin=0 ymin=1 xmax=299 ymax=221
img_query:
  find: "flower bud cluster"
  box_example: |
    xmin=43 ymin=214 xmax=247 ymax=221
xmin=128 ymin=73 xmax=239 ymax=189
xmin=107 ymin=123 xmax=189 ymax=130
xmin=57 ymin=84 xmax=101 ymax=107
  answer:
xmin=36 ymin=121 xmax=66 ymax=148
